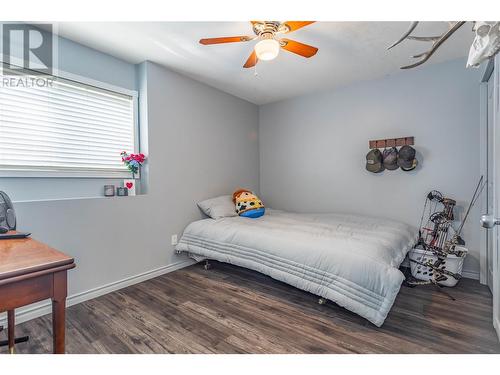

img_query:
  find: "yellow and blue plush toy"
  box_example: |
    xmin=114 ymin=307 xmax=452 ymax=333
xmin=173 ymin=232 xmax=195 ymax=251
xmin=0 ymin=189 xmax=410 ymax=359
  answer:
xmin=233 ymin=189 xmax=265 ymax=218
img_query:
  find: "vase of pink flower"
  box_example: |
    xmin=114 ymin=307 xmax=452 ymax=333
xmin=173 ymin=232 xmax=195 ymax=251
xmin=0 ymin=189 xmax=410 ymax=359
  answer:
xmin=120 ymin=151 xmax=146 ymax=196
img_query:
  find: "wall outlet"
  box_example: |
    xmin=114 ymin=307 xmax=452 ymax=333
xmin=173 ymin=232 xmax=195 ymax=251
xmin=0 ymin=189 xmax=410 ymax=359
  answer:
xmin=171 ymin=234 xmax=178 ymax=246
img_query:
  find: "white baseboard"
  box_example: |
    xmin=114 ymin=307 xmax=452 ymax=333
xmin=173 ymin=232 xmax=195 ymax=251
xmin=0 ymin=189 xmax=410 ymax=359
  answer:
xmin=0 ymin=259 xmax=482 ymax=328
xmin=461 ymin=269 xmax=480 ymax=280
xmin=0 ymin=259 xmax=195 ymax=326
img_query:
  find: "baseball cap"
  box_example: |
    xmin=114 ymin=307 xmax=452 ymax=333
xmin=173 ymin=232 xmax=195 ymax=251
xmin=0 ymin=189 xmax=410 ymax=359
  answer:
xmin=366 ymin=149 xmax=384 ymax=173
xmin=398 ymin=145 xmax=418 ymax=171
xmin=383 ymin=147 xmax=399 ymax=170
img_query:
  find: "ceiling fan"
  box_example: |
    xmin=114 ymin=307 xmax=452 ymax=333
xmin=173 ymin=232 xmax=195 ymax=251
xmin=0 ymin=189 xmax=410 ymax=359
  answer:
xmin=199 ymin=21 xmax=318 ymax=68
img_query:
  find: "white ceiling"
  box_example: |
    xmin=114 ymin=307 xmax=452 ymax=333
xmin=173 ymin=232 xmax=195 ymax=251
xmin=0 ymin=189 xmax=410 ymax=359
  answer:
xmin=51 ymin=22 xmax=474 ymax=105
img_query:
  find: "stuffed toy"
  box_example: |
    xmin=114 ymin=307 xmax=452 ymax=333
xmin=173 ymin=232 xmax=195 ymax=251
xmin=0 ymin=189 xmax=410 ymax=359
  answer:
xmin=232 ymin=189 xmax=265 ymax=218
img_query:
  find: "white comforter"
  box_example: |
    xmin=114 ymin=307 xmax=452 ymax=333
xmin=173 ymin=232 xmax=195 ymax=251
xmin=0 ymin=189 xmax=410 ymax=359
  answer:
xmin=175 ymin=209 xmax=417 ymax=326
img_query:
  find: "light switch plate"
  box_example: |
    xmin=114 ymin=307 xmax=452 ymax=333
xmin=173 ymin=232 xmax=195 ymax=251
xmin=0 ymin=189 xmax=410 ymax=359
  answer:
xmin=171 ymin=234 xmax=178 ymax=246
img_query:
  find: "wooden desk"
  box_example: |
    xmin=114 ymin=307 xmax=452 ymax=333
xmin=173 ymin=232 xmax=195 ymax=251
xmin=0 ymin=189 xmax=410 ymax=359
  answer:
xmin=0 ymin=235 xmax=75 ymax=354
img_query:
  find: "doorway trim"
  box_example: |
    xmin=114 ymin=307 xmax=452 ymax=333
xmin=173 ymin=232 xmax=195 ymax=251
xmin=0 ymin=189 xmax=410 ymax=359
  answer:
xmin=480 ymin=59 xmax=495 ymax=285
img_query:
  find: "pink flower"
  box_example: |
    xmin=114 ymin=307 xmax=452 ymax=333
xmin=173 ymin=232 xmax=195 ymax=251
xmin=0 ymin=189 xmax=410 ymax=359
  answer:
xmin=130 ymin=153 xmax=145 ymax=163
xmin=120 ymin=151 xmax=147 ymax=169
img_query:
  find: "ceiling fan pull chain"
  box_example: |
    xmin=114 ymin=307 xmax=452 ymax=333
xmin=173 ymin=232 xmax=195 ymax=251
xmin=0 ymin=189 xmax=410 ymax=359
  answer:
xmin=254 ymin=63 xmax=258 ymax=77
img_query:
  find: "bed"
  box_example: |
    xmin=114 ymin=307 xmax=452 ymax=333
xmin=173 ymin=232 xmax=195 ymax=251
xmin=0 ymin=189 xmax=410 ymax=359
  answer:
xmin=175 ymin=209 xmax=417 ymax=326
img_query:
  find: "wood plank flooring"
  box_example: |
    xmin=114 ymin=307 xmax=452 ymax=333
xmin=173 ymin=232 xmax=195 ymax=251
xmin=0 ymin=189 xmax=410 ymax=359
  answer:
xmin=2 ymin=261 xmax=499 ymax=354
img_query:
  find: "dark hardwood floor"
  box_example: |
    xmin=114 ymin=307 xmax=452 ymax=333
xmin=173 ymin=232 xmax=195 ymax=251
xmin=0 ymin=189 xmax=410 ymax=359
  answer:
xmin=2 ymin=261 xmax=499 ymax=354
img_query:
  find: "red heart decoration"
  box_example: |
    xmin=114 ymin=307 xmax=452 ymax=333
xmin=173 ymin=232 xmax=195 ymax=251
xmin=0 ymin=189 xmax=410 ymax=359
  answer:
xmin=126 ymin=182 xmax=133 ymax=189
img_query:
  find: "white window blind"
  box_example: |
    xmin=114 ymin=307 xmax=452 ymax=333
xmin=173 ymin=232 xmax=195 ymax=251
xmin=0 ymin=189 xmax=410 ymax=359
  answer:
xmin=0 ymin=66 xmax=136 ymax=177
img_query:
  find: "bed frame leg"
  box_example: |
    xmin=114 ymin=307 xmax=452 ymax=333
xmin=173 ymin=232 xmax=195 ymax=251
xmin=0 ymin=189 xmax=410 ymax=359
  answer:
xmin=204 ymin=260 xmax=212 ymax=270
xmin=318 ymin=297 xmax=327 ymax=305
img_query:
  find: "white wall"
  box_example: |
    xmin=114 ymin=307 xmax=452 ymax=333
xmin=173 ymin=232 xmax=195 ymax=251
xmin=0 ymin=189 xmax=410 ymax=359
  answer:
xmin=1 ymin=60 xmax=259 ymax=322
xmin=259 ymin=58 xmax=482 ymax=277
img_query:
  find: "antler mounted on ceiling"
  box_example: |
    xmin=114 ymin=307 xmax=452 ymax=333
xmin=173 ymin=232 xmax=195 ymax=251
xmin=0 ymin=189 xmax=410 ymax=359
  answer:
xmin=388 ymin=21 xmax=466 ymax=69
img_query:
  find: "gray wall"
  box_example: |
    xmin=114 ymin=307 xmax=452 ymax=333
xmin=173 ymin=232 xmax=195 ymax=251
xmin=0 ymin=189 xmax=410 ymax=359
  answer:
xmin=2 ymin=57 xmax=259 ymax=320
xmin=0 ymin=31 xmax=483 ymax=326
xmin=259 ymin=58 xmax=482 ymax=276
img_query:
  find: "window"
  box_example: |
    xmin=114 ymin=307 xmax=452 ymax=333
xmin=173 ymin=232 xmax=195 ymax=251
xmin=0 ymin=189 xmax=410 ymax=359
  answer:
xmin=0 ymin=64 xmax=137 ymax=178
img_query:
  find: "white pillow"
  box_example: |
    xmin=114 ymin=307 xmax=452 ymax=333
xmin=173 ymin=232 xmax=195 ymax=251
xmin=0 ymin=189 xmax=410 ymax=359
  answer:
xmin=197 ymin=195 xmax=237 ymax=219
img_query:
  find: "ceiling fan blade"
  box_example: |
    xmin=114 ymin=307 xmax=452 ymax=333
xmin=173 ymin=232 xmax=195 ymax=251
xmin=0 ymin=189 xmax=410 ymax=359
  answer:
xmin=282 ymin=21 xmax=315 ymax=33
xmin=199 ymin=36 xmax=253 ymax=45
xmin=243 ymin=50 xmax=258 ymax=68
xmin=280 ymin=38 xmax=318 ymax=58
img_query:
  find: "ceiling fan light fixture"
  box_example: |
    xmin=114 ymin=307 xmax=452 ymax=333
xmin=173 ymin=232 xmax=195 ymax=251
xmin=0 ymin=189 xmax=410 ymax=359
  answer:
xmin=255 ymin=39 xmax=280 ymax=61
xmin=199 ymin=21 xmax=318 ymax=68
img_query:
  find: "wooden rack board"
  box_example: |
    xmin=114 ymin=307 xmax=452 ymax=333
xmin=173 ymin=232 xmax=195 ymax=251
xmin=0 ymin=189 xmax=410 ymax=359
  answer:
xmin=369 ymin=137 xmax=414 ymax=149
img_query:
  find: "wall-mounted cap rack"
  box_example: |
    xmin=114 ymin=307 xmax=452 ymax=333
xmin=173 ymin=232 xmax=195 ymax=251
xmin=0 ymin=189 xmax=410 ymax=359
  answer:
xmin=369 ymin=136 xmax=414 ymax=149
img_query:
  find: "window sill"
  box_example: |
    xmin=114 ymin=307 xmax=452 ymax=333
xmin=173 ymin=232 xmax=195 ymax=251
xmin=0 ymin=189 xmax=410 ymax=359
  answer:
xmin=0 ymin=169 xmax=137 ymax=179
xmin=2 ymin=171 xmax=147 ymax=202
xmin=13 ymin=193 xmax=147 ymax=204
